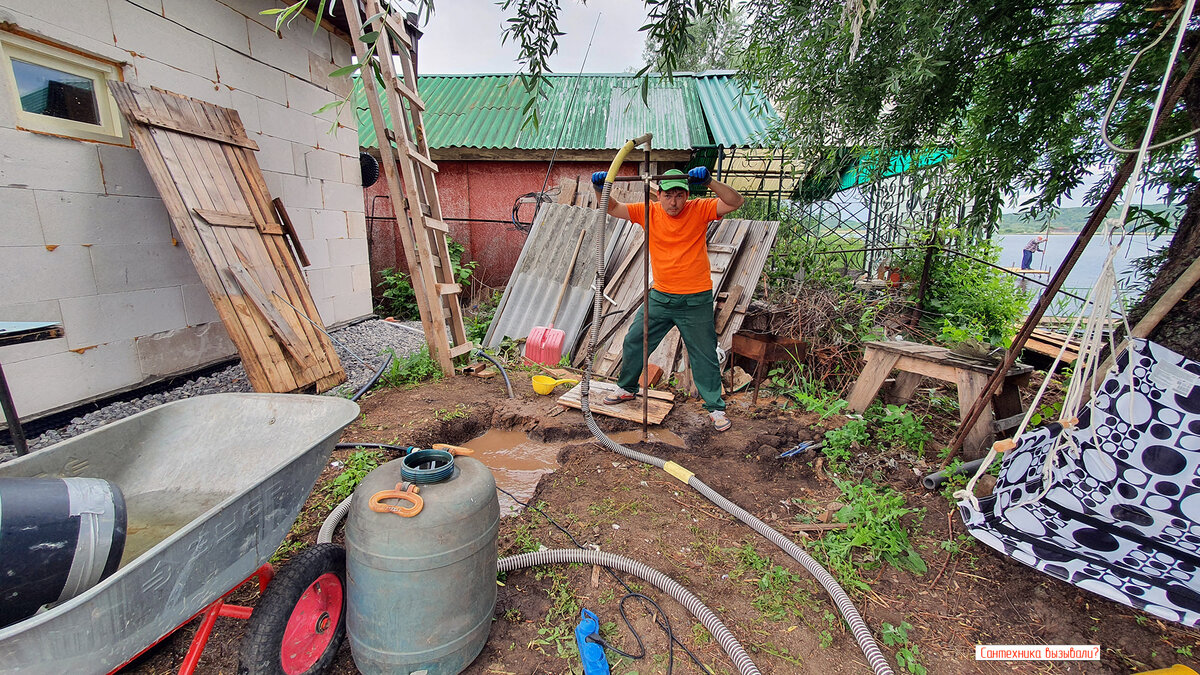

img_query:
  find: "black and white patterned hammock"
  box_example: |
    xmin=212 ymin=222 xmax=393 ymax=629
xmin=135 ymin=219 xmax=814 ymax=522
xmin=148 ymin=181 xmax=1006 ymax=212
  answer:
xmin=958 ymin=339 xmax=1200 ymax=625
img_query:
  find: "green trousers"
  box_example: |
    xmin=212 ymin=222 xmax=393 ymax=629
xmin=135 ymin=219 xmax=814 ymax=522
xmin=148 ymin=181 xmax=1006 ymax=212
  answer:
xmin=617 ymin=289 xmax=725 ymax=412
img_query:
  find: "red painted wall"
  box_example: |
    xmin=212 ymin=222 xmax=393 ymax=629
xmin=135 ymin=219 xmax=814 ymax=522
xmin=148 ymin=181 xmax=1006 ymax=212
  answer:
xmin=364 ymin=159 xmax=636 ymax=297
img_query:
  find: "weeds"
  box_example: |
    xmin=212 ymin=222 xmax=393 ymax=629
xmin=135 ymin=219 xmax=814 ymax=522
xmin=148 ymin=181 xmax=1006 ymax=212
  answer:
xmin=734 ymin=544 xmax=810 ymax=622
xmin=378 ymin=346 xmax=443 ymax=387
xmin=769 ymin=362 xmax=847 ymax=419
xmin=881 ymin=621 xmax=926 ymax=675
xmin=324 ymin=449 xmax=384 ymax=503
xmin=811 ymin=480 xmax=926 ymax=592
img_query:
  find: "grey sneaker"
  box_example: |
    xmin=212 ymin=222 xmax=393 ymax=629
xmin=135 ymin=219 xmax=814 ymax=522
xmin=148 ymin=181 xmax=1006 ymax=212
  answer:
xmin=710 ymin=411 xmax=731 ymax=432
xmin=602 ymin=388 xmax=636 ymax=405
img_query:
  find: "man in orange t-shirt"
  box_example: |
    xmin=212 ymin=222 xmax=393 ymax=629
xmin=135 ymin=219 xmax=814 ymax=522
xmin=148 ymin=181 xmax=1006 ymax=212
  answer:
xmin=591 ymin=167 xmax=744 ymax=431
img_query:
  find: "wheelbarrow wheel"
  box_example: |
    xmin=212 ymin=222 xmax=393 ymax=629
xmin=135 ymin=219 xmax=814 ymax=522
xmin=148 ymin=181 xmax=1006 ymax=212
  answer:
xmin=238 ymin=543 xmax=347 ymax=675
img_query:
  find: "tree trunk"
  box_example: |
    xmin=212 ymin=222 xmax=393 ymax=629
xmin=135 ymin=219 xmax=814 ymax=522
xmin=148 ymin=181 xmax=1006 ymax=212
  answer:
xmin=1127 ymin=36 xmax=1200 ymax=361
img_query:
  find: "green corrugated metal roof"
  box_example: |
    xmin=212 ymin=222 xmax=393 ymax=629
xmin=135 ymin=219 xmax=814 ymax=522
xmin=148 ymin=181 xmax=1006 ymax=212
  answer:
xmin=357 ymin=72 xmax=777 ymax=152
xmin=692 ymin=73 xmax=776 ymax=148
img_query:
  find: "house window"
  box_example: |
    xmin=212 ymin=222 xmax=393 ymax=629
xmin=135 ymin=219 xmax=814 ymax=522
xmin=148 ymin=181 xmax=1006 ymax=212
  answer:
xmin=0 ymin=31 xmax=128 ymax=144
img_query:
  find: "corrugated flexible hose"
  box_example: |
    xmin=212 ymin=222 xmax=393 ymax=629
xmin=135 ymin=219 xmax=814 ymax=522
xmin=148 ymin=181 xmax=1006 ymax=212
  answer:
xmin=580 ymin=141 xmax=894 ymax=675
xmin=500 ymin=549 xmax=758 ymax=675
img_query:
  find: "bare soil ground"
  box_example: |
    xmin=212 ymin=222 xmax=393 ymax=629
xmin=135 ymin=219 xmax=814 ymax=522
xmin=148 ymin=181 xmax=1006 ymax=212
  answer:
xmin=128 ymin=373 xmax=1200 ymax=674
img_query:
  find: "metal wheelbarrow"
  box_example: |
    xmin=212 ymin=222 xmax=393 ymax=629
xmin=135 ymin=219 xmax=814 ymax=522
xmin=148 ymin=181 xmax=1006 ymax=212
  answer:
xmin=0 ymin=393 xmax=359 ymax=674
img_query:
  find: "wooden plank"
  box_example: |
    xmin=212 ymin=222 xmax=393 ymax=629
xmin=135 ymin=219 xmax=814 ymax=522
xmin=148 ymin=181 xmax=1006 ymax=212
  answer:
xmin=556 ymin=380 xmax=673 ymax=425
xmin=271 ymin=198 xmax=311 ymax=267
xmin=392 ymin=79 xmax=425 ymax=111
xmin=714 ymin=284 xmax=743 ymax=334
xmin=891 ymin=354 xmax=961 ymax=383
xmin=436 ymin=282 xmax=462 ymax=296
xmin=449 ymin=342 xmax=476 ymax=358
xmin=122 ymin=106 xmax=258 ymax=150
xmin=424 ymin=217 xmax=449 ymax=233
xmin=227 ymin=248 xmax=319 ymax=372
xmin=406 ymin=143 xmax=439 ymax=172
xmin=194 ymin=209 xmax=257 ymax=228
xmin=956 ymin=369 xmax=993 ymax=456
xmin=845 ymin=350 xmax=901 ymax=412
xmin=890 ymin=371 xmax=924 ymax=404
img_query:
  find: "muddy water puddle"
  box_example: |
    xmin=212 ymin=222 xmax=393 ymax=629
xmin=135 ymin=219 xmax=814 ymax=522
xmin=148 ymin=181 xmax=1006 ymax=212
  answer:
xmin=460 ymin=430 xmax=560 ymax=515
xmin=463 ymin=427 xmax=688 ymax=514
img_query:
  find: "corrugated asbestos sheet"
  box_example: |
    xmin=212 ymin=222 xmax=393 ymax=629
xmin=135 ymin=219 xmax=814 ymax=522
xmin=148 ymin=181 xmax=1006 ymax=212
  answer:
xmin=692 ymin=72 xmax=778 ymax=148
xmin=482 ymin=203 xmax=637 ymax=359
xmin=357 ymin=72 xmax=770 ymax=151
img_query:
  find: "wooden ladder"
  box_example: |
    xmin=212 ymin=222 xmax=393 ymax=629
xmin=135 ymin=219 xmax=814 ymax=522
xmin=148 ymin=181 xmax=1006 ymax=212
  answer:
xmin=342 ymin=1 xmax=472 ymax=373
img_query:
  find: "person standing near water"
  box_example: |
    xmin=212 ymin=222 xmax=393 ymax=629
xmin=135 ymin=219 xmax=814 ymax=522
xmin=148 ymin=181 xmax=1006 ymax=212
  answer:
xmin=1021 ymin=235 xmax=1047 ymax=270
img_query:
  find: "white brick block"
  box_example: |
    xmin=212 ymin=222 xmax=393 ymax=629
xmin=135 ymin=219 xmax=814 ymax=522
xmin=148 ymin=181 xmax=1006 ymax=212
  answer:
xmin=303 ymin=266 xmax=327 ymax=300
xmin=327 ymin=237 xmax=366 ymax=267
xmin=351 ymin=263 xmax=371 ymax=293
xmin=1 ymin=245 xmax=97 ymax=303
xmin=36 ymin=192 xmax=172 ymax=245
xmin=346 ymin=210 xmax=367 ymax=239
xmin=0 ymin=7 xmax=127 ymax=64
xmin=2 ymin=339 xmax=142 ymax=417
xmin=130 ymin=57 xmax=227 ymax=107
xmin=330 ymin=34 xmax=353 ymax=68
xmin=182 ymin=282 xmax=221 ymax=325
xmin=124 ymin=0 xmax=163 ymax=12
xmin=215 ymin=44 xmax=287 ymax=105
xmin=286 ymin=75 xmax=340 ymax=122
xmin=0 ymin=187 xmax=43 ymax=246
xmin=322 ymin=121 xmax=360 ymax=155
xmin=301 ymin=238 xmax=329 ymax=269
xmin=111 ymin=1 xmax=218 ymax=79
xmin=0 ymin=0 xmax=115 ymax=50
xmin=323 ymin=265 xmax=353 ymax=298
xmin=277 ymin=172 xmax=324 ymax=210
xmin=269 ymin=206 xmax=310 ymax=242
xmin=90 ymin=242 xmax=199 ymax=293
xmin=258 ymin=98 xmax=318 ymax=147
xmin=60 ymin=287 xmax=187 ymax=349
xmin=313 ymin=297 xmax=335 ymax=326
xmin=0 ymin=128 xmax=103 ymax=192
xmin=0 ymin=299 xmax=64 ymax=360
xmin=335 ymin=291 xmax=374 ymax=324
xmin=322 ymin=179 xmax=364 ymax=213
xmin=229 ymin=90 xmax=263 ymax=134
xmin=98 ymin=145 xmax=160 ymax=198
xmin=261 ymin=170 xmax=284 ymax=199
xmin=161 ymin=0 xmax=250 ymax=52
xmin=340 ymin=154 xmax=362 ymax=186
xmin=215 ymin=0 xmax=275 ymax=29
xmin=251 ymin=132 xmax=296 ymax=174
xmin=294 ymin=146 xmax=341 ymax=181
xmin=136 ymin=321 xmax=235 ymax=376
xmin=310 ymin=209 xmax=346 ymax=240
xmin=247 ymin=21 xmax=310 ymax=80
xmin=307 ymin=51 xmax=352 ymax=99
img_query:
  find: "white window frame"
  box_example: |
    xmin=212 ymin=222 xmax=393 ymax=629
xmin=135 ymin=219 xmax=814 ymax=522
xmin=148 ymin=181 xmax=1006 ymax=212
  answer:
xmin=0 ymin=30 xmax=129 ymax=145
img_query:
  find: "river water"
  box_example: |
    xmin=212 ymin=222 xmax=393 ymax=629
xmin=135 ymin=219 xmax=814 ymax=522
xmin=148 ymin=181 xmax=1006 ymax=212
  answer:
xmin=992 ymin=233 xmax=1166 ymax=308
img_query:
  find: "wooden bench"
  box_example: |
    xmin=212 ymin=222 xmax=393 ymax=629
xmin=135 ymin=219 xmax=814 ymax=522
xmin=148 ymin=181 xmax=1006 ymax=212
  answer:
xmin=846 ymin=340 xmax=1033 ymax=456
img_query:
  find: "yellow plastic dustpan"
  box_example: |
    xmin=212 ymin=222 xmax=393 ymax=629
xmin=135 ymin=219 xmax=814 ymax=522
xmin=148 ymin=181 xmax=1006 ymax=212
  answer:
xmin=531 ymin=375 xmax=578 ymax=395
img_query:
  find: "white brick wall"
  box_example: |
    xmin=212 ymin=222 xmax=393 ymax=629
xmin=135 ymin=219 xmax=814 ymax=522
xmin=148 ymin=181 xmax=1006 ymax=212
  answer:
xmin=0 ymin=0 xmax=370 ymax=417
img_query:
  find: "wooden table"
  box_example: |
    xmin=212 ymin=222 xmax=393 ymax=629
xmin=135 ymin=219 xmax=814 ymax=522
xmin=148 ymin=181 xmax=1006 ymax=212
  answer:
xmin=0 ymin=321 xmax=64 ymax=456
xmin=846 ymin=340 xmax=1033 ymax=456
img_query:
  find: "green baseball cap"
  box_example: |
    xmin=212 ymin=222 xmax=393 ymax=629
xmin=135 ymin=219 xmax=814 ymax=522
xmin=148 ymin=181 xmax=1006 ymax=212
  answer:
xmin=657 ymin=169 xmax=689 ymax=192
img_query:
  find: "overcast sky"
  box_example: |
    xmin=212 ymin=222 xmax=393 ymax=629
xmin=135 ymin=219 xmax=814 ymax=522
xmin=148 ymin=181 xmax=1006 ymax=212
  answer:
xmin=415 ymin=0 xmax=650 ymax=75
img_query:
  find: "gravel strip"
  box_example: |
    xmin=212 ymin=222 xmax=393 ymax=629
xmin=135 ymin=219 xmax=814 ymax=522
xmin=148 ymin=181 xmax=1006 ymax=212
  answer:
xmin=0 ymin=318 xmax=427 ymax=462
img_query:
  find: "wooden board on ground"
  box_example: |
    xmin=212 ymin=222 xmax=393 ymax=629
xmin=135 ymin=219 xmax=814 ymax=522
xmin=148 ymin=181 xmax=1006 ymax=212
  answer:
xmin=1025 ymin=328 xmax=1081 ymax=363
xmin=110 ymin=82 xmax=344 ymax=394
xmin=557 ymin=380 xmax=673 ymax=424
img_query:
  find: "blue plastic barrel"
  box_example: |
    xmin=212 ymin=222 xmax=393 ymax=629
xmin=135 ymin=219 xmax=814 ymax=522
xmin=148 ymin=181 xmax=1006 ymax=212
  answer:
xmin=0 ymin=477 xmax=126 ymax=628
xmin=345 ymin=454 xmax=499 ymax=675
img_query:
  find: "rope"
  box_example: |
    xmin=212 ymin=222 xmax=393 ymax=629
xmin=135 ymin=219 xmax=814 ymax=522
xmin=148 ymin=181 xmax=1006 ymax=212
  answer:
xmin=955 ymin=0 xmax=1195 ymax=508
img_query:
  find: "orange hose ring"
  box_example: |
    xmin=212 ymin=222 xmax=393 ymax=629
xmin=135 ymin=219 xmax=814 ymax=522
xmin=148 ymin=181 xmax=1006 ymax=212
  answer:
xmin=369 ymin=483 xmax=424 ymax=517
